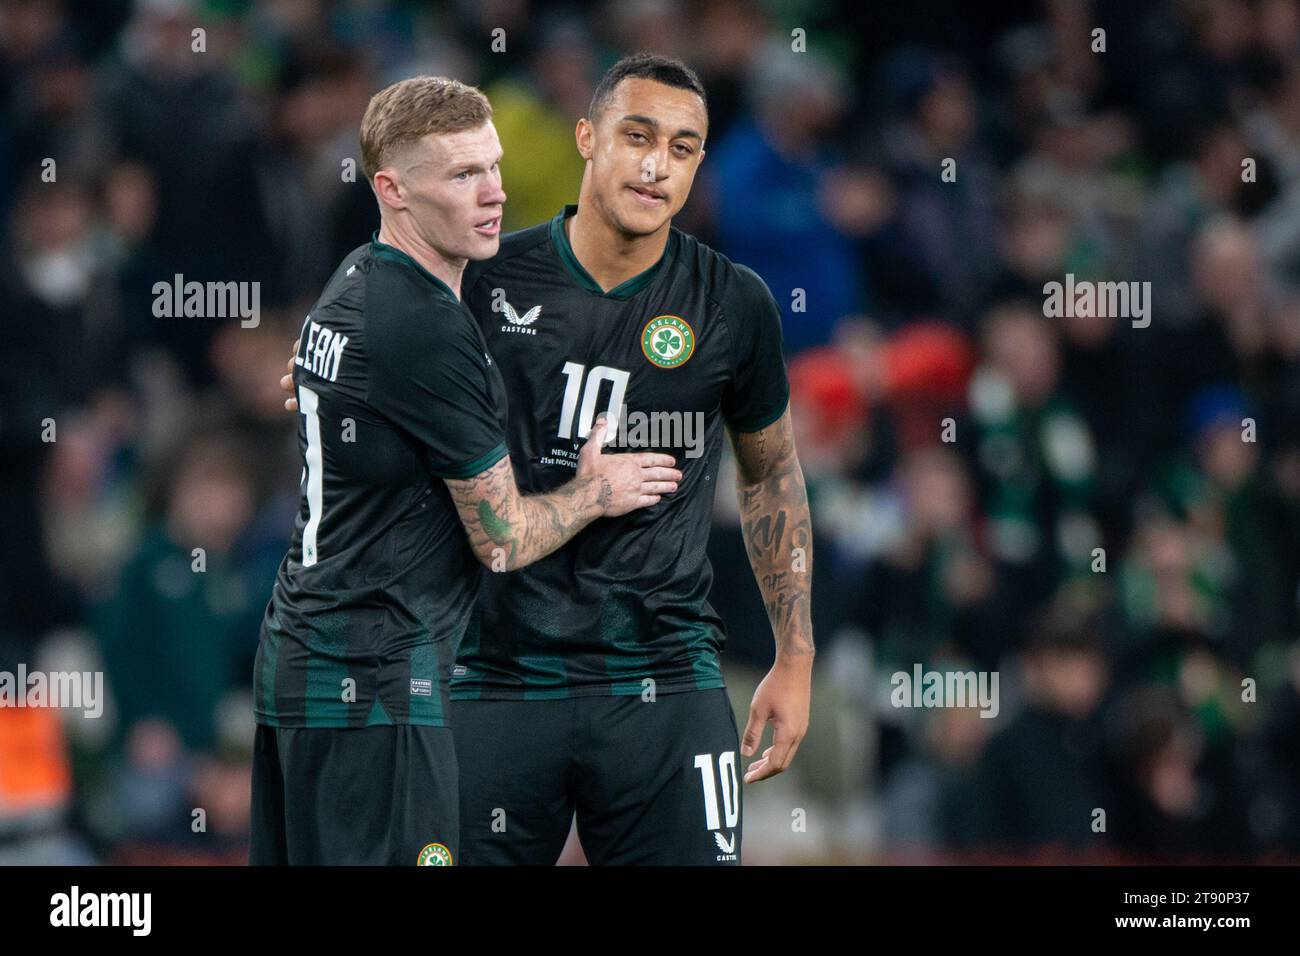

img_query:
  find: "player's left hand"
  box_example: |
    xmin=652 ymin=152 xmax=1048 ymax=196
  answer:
xmin=740 ymin=655 xmax=812 ymax=783
xmin=281 ymin=339 xmax=299 ymax=412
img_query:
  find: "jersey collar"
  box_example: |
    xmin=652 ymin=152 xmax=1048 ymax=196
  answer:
xmin=548 ymin=204 xmax=676 ymax=300
xmin=368 ymin=232 xmax=461 ymax=304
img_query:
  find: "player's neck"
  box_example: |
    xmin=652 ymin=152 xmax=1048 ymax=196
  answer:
xmin=567 ymin=203 xmax=670 ymax=293
xmin=376 ymin=221 xmax=466 ymax=299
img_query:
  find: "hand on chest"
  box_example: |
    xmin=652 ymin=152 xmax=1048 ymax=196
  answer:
xmin=482 ymin=291 xmax=726 ymax=470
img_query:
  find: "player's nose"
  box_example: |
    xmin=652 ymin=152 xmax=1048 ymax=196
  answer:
xmin=653 ymin=144 xmax=672 ymax=179
xmin=480 ymin=180 xmax=506 ymax=207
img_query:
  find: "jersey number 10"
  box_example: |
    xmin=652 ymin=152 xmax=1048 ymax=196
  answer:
xmin=558 ymin=362 xmax=629 ymax=441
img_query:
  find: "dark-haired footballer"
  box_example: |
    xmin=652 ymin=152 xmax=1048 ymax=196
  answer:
xmin=454 ymin=54 xmax=815 ymax=866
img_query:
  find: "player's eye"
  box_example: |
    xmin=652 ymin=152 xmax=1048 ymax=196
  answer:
xmin=672 ymin=143 xmax=693 ymax=156
xmin=627 ymin=131 xmax=649 ymax=144
xmin=454 ymin=170 xmax=472 ymax=182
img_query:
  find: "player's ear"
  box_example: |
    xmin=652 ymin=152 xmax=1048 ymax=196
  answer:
xmin=373 ymin=167 xmax=406 ymax=211
xmin=575 ymin=118 xmax=594 ymax=161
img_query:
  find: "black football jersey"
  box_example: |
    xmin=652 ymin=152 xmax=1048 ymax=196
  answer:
xmin=453 ymin=205 xmax=788 ymax=699
xmin=255 ymin=235 xmax=508 ymax=727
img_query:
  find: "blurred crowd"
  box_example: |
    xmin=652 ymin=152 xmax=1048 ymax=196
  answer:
xmin=1 ymin=0 xmax=1299 ymax=864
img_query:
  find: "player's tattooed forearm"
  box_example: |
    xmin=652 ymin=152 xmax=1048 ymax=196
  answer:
xmin=764 ymin=589 xmax=808 ymax=648
xmin=730 ymin=410 xmax=815 ymax=658
xmin=742 ymin=493 xmax=814 ymax=655
xmin=448 ymin=455 xmax=605 ymax=571
xmin=447 ymin=456 xmax=521 ymax=566
xmin=521 ymin=492 xmax=568 ymax=556
xmin=478 ymin=499 xmax=513 ymax=543
xmin=477 ymin=498 xmax=518 ymax=564
xmin=743 ymin=510 xmax=787 ymax=557
xmin=510 ymin=475 xmax=604 ymax=568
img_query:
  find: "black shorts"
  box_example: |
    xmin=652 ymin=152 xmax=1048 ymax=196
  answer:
xmin=249 ymin=723 xmax=459 ymax=866
xmin=452 ymin=688 xmax=742 ymax=866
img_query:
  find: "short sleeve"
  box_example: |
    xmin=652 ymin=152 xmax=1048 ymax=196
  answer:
xmin=721 ymin=264 xmax=790 ymax=432
xmin=366 ymin=281 xmax=507 ymax=479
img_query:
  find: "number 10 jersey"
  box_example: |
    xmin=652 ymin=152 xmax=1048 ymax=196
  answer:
xmin=453 ymin=205 xmax=790 ymax=701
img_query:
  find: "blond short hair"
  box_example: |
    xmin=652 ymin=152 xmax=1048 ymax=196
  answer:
xmin=359 ymin=76 xmax=492 ymax=180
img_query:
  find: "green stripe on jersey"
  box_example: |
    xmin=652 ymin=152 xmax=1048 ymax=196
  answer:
xmin=520 ymin=655 xmax=570 ymax=700
xmin=368 ymin=232 xmax=460 ymax=304
xmin=305 ymin=610 xmax=351 ymax=727
xmin=548 ymin=205 xmax=675 ymax=299
xmin=728 ymin=392 xmax=790 ymax=433
xmin=680 ymin=620 xmax=725 ymax=689
xmin=407 ymin=643 xmax=443 ymax=723
xmin=434 ymin=441 xmax=508 ymax=480
xmin=258 ymin=606 xmax=281 ymax=725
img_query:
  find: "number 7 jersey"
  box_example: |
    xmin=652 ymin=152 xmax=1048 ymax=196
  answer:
xmin=454 ymin=205 xmax=789 ymax=700
xmin=255 ymin=235 xmax=509 ymax=728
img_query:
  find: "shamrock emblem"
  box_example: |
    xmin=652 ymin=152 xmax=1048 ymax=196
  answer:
xmin=655 ymin=329 xmax=681 ymax=355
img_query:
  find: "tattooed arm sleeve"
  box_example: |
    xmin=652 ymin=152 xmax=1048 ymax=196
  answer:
xmin=728 ymin=407 xmax=815 ymax=660
xmin=444 ymin=455 xmax=609 ymax=571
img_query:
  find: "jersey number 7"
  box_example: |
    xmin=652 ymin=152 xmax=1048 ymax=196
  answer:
xmin=299 ymin=383 xmax=324 ymax=567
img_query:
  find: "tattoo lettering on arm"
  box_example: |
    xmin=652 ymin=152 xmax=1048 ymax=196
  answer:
xmin=729 ymin=408 xmax=815 ymax=658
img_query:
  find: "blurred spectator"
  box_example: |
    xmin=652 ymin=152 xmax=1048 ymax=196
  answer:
xmin=968 ymin=303 xmax=1099 ymax=632
xmin=871 ymin=48 xmax=1002 ymax=325
xmin=880 ymin=694 xmax=994 ymax=861
xmin=257 ymin=39 xmax=377 ymax=301
xmin=96 ymin=0 xmax=278 ymax=383
xmin=485 ymin=17 xmax=593 ymax=230
xmin=851 ymin=446 xmax=999 ymax=671
xmin=94 ymin=431 xmax=271 ymax=752
xmin=1140 ymin=122 xmax=1278 ymax=330
xmin=960 ymin=604 xmax=1112 ymax=857
xmin=1104 ymin=684 xmax=1249 ymax=860
xmin=708 ymin=41 xmax=864 ymax=354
